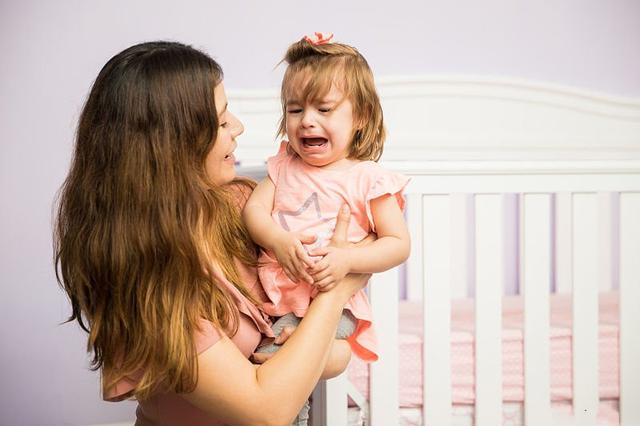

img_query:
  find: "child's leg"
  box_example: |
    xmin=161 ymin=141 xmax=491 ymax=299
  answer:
xmin=335 ymin=309 xmax=357 ymax=339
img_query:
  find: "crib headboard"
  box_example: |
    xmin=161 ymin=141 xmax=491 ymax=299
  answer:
xmin=230 ymin=76 xmax=640 ymax=166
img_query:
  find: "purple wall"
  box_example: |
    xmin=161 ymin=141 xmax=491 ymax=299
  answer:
xmin=1 ymin=0 xmax=638 ymax=424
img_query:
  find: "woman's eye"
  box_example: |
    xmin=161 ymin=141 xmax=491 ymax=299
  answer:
xmin=319 ymin=108 xmax=331 ymax=113
xmin=220 ymin=122 xmax=228 ymax=128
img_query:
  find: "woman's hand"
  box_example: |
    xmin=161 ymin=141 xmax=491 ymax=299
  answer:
xmin=250 ymin=326 xmax=296 ymax=364
xmin=310 ymin=204 xmax=371 ymax=298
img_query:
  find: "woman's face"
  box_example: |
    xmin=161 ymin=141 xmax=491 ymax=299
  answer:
xmin=205 ymin=82 xmax=244 ymax=185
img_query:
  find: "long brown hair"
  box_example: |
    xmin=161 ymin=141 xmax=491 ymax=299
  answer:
xmin=277 ymin=38 xmax=386 ymax=161
xmin=54 ymin=41 xmax=257 ymax=400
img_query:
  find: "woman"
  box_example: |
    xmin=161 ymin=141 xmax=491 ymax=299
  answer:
xmin=54 ymin=41 xmax=370 ymax=425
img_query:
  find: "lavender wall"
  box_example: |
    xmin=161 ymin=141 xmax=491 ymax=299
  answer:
xmin=1 ymin=0 xmax=639 ymax=425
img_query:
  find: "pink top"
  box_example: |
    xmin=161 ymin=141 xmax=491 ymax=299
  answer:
xmin=258 ymin=141 xmax=410 ymax=362
xmin=104 ymin=262 xmax=275 ymax=426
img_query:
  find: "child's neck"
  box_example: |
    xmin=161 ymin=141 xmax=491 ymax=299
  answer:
xmin=316 ymin=157 xmax=360 ymax=171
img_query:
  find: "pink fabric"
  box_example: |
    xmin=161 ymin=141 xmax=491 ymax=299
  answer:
xmin=348 ymin=291 xmax=620 ymax=424
xmin=104 ymin=265 xmax=274 ymax=426
xmin=258 ymin=141 xmax=409 ymax=362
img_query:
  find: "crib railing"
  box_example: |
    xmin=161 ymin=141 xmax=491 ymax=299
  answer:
xmin=311 ymin=162 xmax=640 ymax=426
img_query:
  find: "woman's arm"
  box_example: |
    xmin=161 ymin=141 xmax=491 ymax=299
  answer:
xmin=182 ymin=274 xmax=367 ymax=426
xmin=182 ymin=205 xmax=367 ymax=425
xmin=251 ymin=326 xmax=352 ymax=380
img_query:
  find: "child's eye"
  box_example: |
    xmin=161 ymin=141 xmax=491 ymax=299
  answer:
xmin=318 ymin=108 xmax=331 ymax=113
xmin=287 ymin=108 xmax=303 ymax=114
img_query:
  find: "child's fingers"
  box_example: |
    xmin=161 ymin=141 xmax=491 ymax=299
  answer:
xmin=309 ymin=257 xmax=330 ymax=274
xmin=314 ymin=276 xmax=336 ymax=289
xmin=297 ymin=232 xmax=318 ymax=246
xmin=312 ymin=268 xmax=332 ymax=283
xmin=295 ymin=244 xmax=315 ymax=268
xmin=283 ymin=264 xmax=298 ymax=282
xmin=292 ymin=258 xmax=314 ymax=284
xmin=317 ymin=282 xmax=338 ymax=292
xmin=307 ymin=246 xmax=330 ymax=258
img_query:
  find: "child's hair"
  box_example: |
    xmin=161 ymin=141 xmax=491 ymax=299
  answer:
xmin=277 ymin=37 xmax=386 ymax=162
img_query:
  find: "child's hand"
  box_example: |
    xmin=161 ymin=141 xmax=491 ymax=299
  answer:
xmin=307 ymin=246 xmax=352 ymax=292
xmin=272 ymin=231 xmax=317 ymax=284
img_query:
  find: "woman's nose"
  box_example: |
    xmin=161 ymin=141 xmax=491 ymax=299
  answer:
xmin=230 ymin=114 xmax=244 ymax=137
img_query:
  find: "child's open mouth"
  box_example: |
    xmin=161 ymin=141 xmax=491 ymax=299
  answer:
xmin=302 ymin=137 xmax=328 ymax=148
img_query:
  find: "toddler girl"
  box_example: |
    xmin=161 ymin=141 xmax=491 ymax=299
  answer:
xmin=244 ymin=32 xmax=410 ymax=384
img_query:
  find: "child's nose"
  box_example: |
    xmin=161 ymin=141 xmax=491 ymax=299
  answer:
xmin=301 ymin=110 xmax=315 ymax=128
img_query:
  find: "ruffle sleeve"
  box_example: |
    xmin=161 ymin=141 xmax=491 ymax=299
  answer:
xmin=364 ymin=169 xmax=410 ymax=232
xmin=266 ymin=141 xmax=291 ymax=184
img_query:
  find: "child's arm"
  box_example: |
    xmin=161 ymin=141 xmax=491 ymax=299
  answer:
xmin=243 ymin=178 xmax=316 ymax=283
xmin=309 ymin=194 xmax=410 ymax=290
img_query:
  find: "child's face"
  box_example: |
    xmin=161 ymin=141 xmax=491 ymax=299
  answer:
xmin=285 ymin=81 xmax=355 ymax=168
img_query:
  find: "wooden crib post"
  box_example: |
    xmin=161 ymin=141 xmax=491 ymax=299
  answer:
xmin=368 ymin=267 xmax=400 ymax=425
xmin=310 ymin=373 xmax=348 ymax=425
xmin=474 ymin=194 xmax=505 ymax=426
xmin=619 ymin=192 xmax=640 ymax=426
xmin=422 ymin=193 xmax=453 ymax=424
xmin=572 ymin=193 xmax=600 ymax=425
xmin=521 ymin=193 xmax=552 ymax=425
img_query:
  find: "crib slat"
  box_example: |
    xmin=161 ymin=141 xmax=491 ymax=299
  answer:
xmin=474 ymin=194 xmax=504 ymax=426
xmin=572 ymin=193 xmax=599 ymax=424
xmin=451 ymin=193 xmax=473 ymax=298
xmin=368 ymin=267 xmax=399 ymax=425
xmin=619 ymin=192 xmax=640 ymax=425
xmin=422 ymin=194 xmax=452 ymax=425
xmin=598 ymin=192 xmax=616 ymax=292
xmin=311 ymin=373 xmax=348 ymax=425
xmin=405 ymin=193 xmax=424 ymax=300
xmin=556 ymin=192 xmax=573 ymax=293
xmin=521 ymin=194 xmax=552 ymax=425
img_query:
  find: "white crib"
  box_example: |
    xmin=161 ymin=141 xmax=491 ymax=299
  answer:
xmin=231 ymin=76 xmax=640 ymax=426
xmin=310 ymin=165 xmax=640 ymax=426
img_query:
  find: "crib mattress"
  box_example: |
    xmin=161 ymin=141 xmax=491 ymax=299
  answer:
xmin=346 ymin=400 xmax=619 ymax=426
xmin=347 ymin=291 xmax=619 ymax=407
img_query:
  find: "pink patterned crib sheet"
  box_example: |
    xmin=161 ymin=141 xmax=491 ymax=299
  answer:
xmin=347 ymin=291 xmax=619 ymax=407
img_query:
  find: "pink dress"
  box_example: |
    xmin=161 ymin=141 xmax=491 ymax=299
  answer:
xmin=104 ymin=262 xmax=275 ymax=426
xmin=259 ymin=141 xmax=410 ymax=362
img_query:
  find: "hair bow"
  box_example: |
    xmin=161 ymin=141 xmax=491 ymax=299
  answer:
xmin=303 ymin=32 xmax=334 ymax=45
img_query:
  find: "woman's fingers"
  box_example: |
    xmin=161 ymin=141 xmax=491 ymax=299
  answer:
xmin=274 ymin=325 xmax=296 ymax=344
xmin=352 ymin=232 xmax=377 ymax=247
xmin=330 ymin=204 xmax=351 ymax=247
xmin=250 ymin=352 xmax=272 ymax=364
